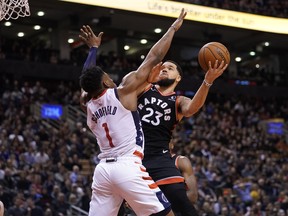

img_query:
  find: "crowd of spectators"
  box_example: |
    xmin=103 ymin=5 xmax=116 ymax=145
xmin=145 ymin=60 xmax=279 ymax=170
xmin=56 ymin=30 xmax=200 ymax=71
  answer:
xmin=0 ymin=73 xmax=287 ymax=215
xmin=0 ymin=1 xmax=287 ymax=216
xmin=1 ymin=0 xmax=287 ymax=88
xmin=1 ymin=35 xmax=286 ymax=88
xmin=177 ymin=0 xmax=288 ymax=18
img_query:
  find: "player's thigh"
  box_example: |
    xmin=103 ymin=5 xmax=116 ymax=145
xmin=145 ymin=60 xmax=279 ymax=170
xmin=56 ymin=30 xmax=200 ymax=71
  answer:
xmin=89 ymin=164 xmax=123 ymax=216
xmin=115 ymin=161 xmax=170 ymax=216
xmin=89 ymin=188 xmax=123 ymax=216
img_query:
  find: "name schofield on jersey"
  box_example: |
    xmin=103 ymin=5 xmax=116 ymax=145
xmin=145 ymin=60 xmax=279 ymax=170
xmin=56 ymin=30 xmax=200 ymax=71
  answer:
xmin=92 ymin=106 xmax=117 ymax=123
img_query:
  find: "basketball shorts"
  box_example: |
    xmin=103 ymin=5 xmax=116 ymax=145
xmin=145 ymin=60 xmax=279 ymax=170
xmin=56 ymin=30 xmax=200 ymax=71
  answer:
xmin=89 ymin=156 xmax=171 ymax=216
xmin=143 ymin=152 xmax=184 ymax=185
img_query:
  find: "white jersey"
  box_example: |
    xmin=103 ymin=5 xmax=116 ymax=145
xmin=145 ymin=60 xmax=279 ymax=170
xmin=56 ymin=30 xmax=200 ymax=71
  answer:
xmin=86 ymin=88 xmax=144 ymax=159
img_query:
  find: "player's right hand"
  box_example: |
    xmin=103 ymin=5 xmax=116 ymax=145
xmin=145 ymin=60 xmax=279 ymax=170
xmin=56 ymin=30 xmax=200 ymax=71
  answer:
xmin=79 ymin=25 xmax=103 ymax=48
xmin=205 ymin=60 xmax=228 ymax=84
xmin=171 ymin=8 xmax=187 ymax=31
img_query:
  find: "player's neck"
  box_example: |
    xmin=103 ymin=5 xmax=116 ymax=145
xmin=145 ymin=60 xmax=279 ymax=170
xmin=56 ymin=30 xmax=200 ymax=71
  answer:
xmin=157 ymin=84 xmax=176 ymax=95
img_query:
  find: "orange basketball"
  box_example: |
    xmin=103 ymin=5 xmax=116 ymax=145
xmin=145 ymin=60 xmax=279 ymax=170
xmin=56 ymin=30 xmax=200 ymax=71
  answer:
xmin=198 ymin=42 xmax=230 ymax=72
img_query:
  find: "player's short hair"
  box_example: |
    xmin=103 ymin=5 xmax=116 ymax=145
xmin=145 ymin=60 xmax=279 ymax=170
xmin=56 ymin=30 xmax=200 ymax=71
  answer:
xmin=166 ymin=60 xmax=183 ymax=77
xmin=79 ymin=66 xmax=104 ymax=93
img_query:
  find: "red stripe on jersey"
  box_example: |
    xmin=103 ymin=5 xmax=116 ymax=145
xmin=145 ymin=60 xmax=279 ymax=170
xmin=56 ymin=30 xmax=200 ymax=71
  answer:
xmin=148 ymin=183 xmax=158 ymax=189
xmin=133 ymin=150 xmax=144 ymax=159
xmin=142 ymin=176 xmax=153 ymax=180
xmin=156 ymin=177 xmax=184 ymax=186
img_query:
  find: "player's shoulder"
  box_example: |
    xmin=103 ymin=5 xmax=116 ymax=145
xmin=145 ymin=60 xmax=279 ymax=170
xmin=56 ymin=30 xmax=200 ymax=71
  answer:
xmin=177 ymin=155 xmax=192 ymax=170
xmin=177 ymin=95 xmax=191 ymax=104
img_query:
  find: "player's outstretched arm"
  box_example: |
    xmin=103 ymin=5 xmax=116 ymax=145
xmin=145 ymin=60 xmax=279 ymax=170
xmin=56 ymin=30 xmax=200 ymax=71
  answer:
xmin=119 ymin=9 xmax=187 ymax=94
xmin=78 ymin=25 xmax=104 ymax=112
xmin=178 ymin=60 xmax=228 ymax=118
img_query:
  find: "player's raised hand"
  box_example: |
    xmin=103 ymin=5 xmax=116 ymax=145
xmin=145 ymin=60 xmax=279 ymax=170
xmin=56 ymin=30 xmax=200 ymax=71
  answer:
xmin=205 ymin=60 xmax=228 ymax=84
xmin=79 ymin=25 xmax=103 ymax=48
xmin=171 ymin=8 xmax=187 ymax=31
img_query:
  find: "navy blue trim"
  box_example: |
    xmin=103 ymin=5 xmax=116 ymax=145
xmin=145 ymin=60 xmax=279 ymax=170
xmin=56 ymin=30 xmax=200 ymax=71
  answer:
xmin=150 ymin=191 xmax=171 ymax=215
xmin=83 ymin=47 xmax=98 ymax=71
xmin=114 ymin=88 xmax=119 ymax=100
xmin=131 ymin=111 xmax=143 ymax=147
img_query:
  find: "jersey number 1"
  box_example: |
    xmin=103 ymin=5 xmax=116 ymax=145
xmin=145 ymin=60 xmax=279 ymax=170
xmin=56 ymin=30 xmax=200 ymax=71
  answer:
xmin=102 ymin=123 xmax=115 ymax=147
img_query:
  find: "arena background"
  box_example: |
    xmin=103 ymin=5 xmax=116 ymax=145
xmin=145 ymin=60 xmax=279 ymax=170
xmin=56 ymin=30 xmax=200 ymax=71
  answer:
xmin=0 ymin=0 xmax=287 ymax=215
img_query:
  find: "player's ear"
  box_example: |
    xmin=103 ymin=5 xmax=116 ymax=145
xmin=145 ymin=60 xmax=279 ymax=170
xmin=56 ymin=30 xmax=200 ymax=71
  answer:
xmin=176 ymin=74 xmax=182 ymax=82
xmin=103 ymin=78 xmax=111 ymax=88
xmin=103 ymin=73 xmax=115 ymax=88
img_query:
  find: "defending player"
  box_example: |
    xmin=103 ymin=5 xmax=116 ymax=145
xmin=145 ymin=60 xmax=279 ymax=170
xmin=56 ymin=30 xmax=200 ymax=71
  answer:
xmin=79 ymin=9 xmax=187 ymax=216
xmin=137 ymin=56 xmax=228 ymax=215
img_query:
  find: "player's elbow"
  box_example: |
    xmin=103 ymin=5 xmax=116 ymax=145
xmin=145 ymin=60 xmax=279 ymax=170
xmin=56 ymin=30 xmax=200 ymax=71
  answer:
xmin=183 ymin=108 xmax=199 ymax=118
xmin=187 ymin=191 xmax=198 ymax=204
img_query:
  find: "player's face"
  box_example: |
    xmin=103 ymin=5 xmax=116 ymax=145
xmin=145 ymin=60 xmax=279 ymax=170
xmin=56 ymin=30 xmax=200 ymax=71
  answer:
xmin=159 ymin=62 xmax=179 ymax=80
xmin=157 ymin=62 xmax=181 ymax=87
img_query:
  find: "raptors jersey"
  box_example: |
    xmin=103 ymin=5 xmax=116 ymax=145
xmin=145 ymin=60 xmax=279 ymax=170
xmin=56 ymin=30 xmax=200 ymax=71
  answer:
xmin=86 ymin=88 xmax=144 ymax=159
xmin=138 ymin=85 xmax=179 ymax=156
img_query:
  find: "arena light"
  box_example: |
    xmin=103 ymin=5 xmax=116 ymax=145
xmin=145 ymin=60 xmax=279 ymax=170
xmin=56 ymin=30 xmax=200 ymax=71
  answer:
xmin=68 ymin=38 xmax=74 ymax=43
xmin=140 ymin=39 xmax=147 ymax=44
xmin=154 ymin=28 xmax=162 ymax=34
xmin=37 ymin=11 xmax=45 ymax=16
xmin=4 ymin=21 xmax=11 ymax=26
xmin=61 ymin=0 xmax=288 ymax=34
xmin=34 ymin=25 xmax=41 ymax=30
xmin=264 ymin=42 xmax=270 ymax=47
xmin=124 ymin=45 xmax=130 ymax=50
xmin=235 ymin=57 xmax=242 ymax=62
xmin=17 ymin=32 xmax=24 ymax=37
xmin=249 ymin=51 xmax=256 ymax=56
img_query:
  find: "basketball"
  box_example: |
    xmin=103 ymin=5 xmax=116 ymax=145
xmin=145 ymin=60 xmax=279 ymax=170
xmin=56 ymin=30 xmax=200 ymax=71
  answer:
xmin=198 ymin=42 xmax=230 ymax=72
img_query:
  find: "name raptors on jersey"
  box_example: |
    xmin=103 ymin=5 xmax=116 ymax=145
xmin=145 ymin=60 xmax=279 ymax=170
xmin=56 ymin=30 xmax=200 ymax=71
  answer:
xmin=91 ymin=106 xmax=117 ymax=122
xmin=138 ymin=96 xmax=172 ymax=124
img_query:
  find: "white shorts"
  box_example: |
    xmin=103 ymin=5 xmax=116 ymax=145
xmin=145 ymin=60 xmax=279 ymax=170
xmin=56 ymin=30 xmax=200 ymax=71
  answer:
xmin=89 ymin=156 xmax=171 ymax=216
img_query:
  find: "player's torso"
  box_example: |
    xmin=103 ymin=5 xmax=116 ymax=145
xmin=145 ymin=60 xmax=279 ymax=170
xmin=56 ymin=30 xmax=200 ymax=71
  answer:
xmin=138 ymin=85 xmax=178 ymax=155
xmin=87 ymin=88 xmax=144 ymax=159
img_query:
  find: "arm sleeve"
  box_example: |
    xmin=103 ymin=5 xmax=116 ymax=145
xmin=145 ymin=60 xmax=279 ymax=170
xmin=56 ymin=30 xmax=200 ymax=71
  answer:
xmin=82 ymin=47 xmax=98 ymax=71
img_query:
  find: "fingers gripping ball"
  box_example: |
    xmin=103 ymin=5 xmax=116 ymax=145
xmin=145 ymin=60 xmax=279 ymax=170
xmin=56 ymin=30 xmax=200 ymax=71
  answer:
xmin=198 ymin=42 xmax=230 ymax=72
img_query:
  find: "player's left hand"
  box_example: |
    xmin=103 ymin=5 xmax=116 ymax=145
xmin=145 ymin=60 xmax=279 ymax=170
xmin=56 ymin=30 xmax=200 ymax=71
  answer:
xmin=205 ymin=60 xmax=228 ymax=84
xmin=171 ymin=8 xmax=187 ymax=31
xmin=79 ymin=25 xmax=103 ymax=48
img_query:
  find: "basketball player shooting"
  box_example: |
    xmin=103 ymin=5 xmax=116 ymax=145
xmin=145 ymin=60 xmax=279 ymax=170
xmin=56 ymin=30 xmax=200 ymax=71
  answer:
xmin=136 ymin=52 xmax=228 ymax=215
xmin=79 ymin=9 xmax=187 ymax=216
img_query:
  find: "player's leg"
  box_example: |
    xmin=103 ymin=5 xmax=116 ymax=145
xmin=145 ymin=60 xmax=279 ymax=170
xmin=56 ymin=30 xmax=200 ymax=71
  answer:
xmin=112 ymin=158 xmax=173 ymax=216
xmin=159 ymin=183 xmax=199 ymax=216
xmin=89 ymin=164 xmax=123 ymax=216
